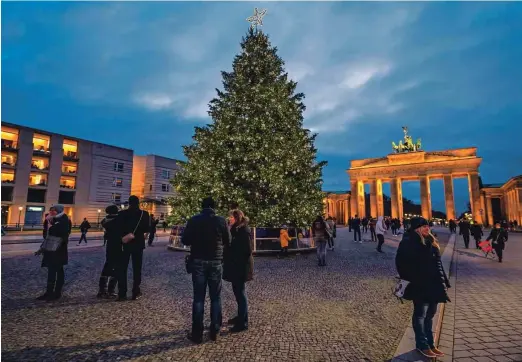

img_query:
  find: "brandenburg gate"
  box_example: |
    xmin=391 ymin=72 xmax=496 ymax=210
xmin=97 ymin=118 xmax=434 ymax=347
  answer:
xmin=346 ymin=128 xmax=484 ymax=223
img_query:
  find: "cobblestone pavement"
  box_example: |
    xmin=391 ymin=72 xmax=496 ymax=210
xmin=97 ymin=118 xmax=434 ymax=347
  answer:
xmin=2 ymin=228 xmax=448 ymax=362
xmin=438 ymin=232 xmax=522 ymax=362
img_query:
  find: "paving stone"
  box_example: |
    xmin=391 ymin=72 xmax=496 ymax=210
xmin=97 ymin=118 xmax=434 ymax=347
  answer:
xmin=471 ymin=357 xmax=496 ymax=362
xmin=454 ymin=350 xmax=476 ymax=358
xmin=489 ymin=356 xmax=514 ymax=362
xmin=1 ymin=228 xmax=419 ymax=361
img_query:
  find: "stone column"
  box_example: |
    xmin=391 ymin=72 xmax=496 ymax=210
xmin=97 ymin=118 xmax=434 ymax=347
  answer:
xmin=420 ymin=175 xmax=432 ymax=220
xmin=376 ymin=179 xmax=384 ymax=217
xmin=369 ymin=179 xmax=378 ymax=218
xmin=390 ymin=178 xmax=403 ymax=219
xmin=344 ymin=199 xmax=349 ymax=225
xmin=443 ymin=174 xmax=456 ymax=220
xmin=486 ymin=196 xmax=494 ymax=226
xmin=468 ymin=172 xmax=483 ymax=224
xmin=500 ymin=196 xmax=506 ymax=219
xmin=350 ymin=180 xmax=358 ymax=218
xmin=357 ymin=180 xmax=366 ymax=217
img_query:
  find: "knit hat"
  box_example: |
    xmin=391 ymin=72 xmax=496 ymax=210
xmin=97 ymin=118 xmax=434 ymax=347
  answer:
xmin=50 ymin=204 xmax=65 ymax=214
xmin=410 ymin=217 xmax=428 ymax=230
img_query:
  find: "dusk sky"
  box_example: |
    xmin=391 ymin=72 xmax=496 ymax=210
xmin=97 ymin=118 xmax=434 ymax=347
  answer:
xmin=2 ymin=2 xmax=522 ymax=216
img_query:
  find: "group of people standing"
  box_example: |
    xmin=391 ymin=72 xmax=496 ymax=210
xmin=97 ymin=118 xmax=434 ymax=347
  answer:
xmin=35 ymin=196 xmax=152 ymax=302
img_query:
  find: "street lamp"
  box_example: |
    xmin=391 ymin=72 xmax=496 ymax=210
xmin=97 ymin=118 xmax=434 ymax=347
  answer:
xmin=17 ymin=206 xmax=23 ymax=229
xmin=97 ymin=209 xmax=101 ymax=228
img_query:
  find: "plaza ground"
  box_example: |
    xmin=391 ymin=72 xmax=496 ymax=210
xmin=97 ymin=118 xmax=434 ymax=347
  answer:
xmin=1 ymin=227 xmax=436 ymax=361
xmin=437 ymin=231 xmax=522 ymax=362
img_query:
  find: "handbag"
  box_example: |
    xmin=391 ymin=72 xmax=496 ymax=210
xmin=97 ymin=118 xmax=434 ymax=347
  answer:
xmin=393 ymin=277 xmax=410 ymax=303
xmin=41 ymin=235 xmax=63 ymax=252
xmin=122 ymin=211 xmax=144 ymax=244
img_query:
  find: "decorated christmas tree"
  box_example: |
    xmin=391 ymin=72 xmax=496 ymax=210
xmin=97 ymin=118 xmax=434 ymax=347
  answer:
xmin=169 ymin=24 xmax=327 ymax=227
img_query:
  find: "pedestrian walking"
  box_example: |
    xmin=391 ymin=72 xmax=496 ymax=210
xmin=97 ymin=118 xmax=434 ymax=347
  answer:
xmin=107 ymin=195 xmax=150 ymax=301
xmin=326 ymin=216 xmax=336 ymax=251
xmin=182 ymin=197 xmax=231 ymax=344
xmin=395 ymin=217 xmax=449 ymax=359
xmin=78 ymin=218 xmax=91 ymax=245
xmin=148 ymin=214 xmax=159 ymax=247
xmin=223 ymin=209 xmax=253 ymax=333
xmin=278 ymin=225 xmax=290 ymax=258
xmin=486 ymin=223 xmax=509 ymax=263
xmin=459 ymin=219 xmax=471 ymax=248
xmin=376 ymin=216 xmax=387 ymax=253
xmin=352 ymin=214 xmax=362 ymax=243
xmin=312 ymin=215 xmax=329 ymax=266
xmin=369 ymin=218 xmax=377 ymax=242
xmin=97 ymin=205 xmax=121 ymax=298
xmin=470 ymin=221 xmax=483 ymax=249
xmin=35 ymin=204 xmax=70 ymax=301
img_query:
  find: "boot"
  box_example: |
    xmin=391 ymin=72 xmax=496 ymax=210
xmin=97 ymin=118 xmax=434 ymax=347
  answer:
xmin=97 ymin=276 xmax=108 ymax=298
xmin=107 ymin=277 xmax=118 ymax=297
xmin=37 ymin=281 xmax=55 ymax=301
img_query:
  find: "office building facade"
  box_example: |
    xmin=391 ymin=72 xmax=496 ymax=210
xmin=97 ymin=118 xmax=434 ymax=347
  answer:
xmin=1 ymin=122 xmax=133 ymax=226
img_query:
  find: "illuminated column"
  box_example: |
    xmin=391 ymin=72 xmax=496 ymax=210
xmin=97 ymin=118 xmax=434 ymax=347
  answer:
xmin=480 ymin=194 xmax=486 ymax=224
xmin=517 ymin=188 xmax=522 ymax=225
xmin=420 ymin=175 xmax=432 ymax=220
xmin=357 ymin=180 xmax=366 ymax=217
xmin=486 ymin=196 xmax=494 ymax=226
xmin=376 ymin=179 xmax=384 ymax=217
xmin=369 ymin=179 xmax=378 ymax=218
xmin=350 ymin=180 xmax=358 ymax=218
xmin=500 ymin=196 xmax=506 ymax=219
xmin=344 ymin=199 xmax=349 ymax=225
xmin=468 ymin=172 xmax=483 ymax=224
xmin=390 ymin=178 xmax=403 ymax=219
xmin=443 ymin=174 xmax=456 ymax=220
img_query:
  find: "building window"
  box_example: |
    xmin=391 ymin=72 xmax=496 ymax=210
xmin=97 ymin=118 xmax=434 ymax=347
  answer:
xmin=112 ymin=193 xmax=122 ymax=204
xmin=162 ymin=170 xmax=171 ymax=179
xmin=114 ymin=162 xmax=124 ymax=172
xmin=161 ymin=184 xmax=169 ymax=192
xmin=113 ymin=177 xmax=123 ymax=187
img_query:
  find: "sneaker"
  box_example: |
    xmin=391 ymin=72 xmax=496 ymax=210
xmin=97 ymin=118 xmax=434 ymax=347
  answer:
xmin=132 ymin=292 xmax=142 ymax=300
xmin=359 ymin=241 xmax=363 ymax=244
xmin=417 ymin=348 xmax=437 ymax=358
xmin=430 ymin=347 xmax=444 ymax=357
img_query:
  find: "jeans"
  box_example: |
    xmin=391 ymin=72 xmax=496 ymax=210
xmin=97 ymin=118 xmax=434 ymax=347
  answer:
xmin=119 ymin=248 xmax=143 ymax=297
xmin=47 ymin=265 xmax=65 ymax=294
xmin=370 ymin=228 xmax=376 ymax=241
xmin=412 ymin=300 xmax=438 ymax=350
xmin=328 ymin=237 xmax=335 ymax=249
xmin=232 ymin=281 xmax=248 ymax=327
xmin=353 ymin=228 xmax=361 ymax=241
xmin=316 ymin=239 xmax=327 ymax=265
xmin=79 ymin=232 xmax=87 ymax=244
xmin=192 ymin=259 xmax=223 ymax=335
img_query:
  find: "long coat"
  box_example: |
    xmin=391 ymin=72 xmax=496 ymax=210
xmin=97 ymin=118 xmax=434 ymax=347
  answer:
xmin=395 ymin=231 xmax=450 ymax=303
xmin=42 ymin=214 xmax=70 ymax=268
xmin=223 ymin=223 xmax=253 ymax=283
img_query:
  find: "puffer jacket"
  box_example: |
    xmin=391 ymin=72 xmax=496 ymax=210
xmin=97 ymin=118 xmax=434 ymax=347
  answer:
xmin=280 ymin=229 xmax=291 ymax=248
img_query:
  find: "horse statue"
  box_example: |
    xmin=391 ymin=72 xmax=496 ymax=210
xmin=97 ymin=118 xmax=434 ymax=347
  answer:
xmin=404 ymin=135 xmax=416 ymax=152
xmin=392 ymin=142 xmax=399 ymax=153
xmin=416 ymin=138 xmax=422 ymax=151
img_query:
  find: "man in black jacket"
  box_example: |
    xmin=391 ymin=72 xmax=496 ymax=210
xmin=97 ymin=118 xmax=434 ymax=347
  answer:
xmin=182 ymin=197 xmax=231 ymax=344
xmin=78 ymin=218 xmax=91 ymax=245
xmin=98 ymin=205 xmax=121 ymax=298
xmin=459 ymin=219 xmax=471 ymax=248
xmin=106 ymin=196 xmax=150 ymax=301
xmin=352 ymin=214 xmax=362 ymax=243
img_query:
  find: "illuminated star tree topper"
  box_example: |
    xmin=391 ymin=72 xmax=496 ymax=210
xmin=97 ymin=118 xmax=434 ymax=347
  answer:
xmin=246 ymin=8 xmax=267 ymax=30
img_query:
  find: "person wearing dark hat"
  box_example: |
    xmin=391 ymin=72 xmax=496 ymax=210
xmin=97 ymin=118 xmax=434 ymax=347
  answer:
xmin=395 ymin=217 xmax=450 ymax=359
xmin=97 ymin=205 xmax=122 ymax=298
xmin=106 ymin=195 xmax=150 ymax=301
xmin=182 ymin=197 xmax=231 ymax=343
xmin=35 ymin=204 xmax=70 ymax=301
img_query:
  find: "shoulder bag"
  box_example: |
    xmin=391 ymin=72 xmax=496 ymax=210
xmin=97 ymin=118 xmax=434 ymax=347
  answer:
xmin=122 ymin=211 xmax=144 ymax=244
xmin=41 ymin=235 xmax=63 ymax=252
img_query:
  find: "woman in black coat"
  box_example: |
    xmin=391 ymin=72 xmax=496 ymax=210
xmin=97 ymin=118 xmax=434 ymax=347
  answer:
xmin=36 ymin=204 xmax=70 ymax=301
xmin=223 ymin=209 xmax=253 ymax=333
xmin=395 ymin=217 xmax=450 ymax=359
xmin=486 ymin=223 xmax=509 ymax=263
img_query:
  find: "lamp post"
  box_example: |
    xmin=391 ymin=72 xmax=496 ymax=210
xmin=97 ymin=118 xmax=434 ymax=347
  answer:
xmin=97 ymin=209 xmax=101 ymax=228
xmin=17 ymin=206 xmax=23 ymax=229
